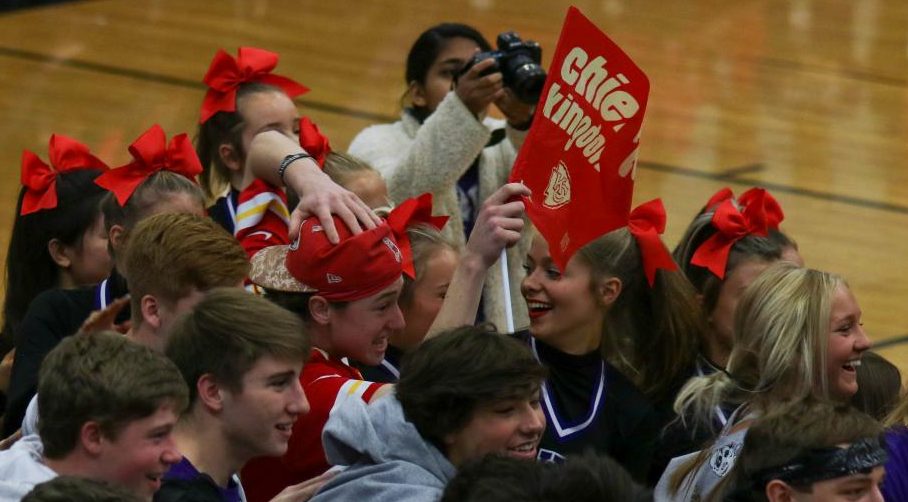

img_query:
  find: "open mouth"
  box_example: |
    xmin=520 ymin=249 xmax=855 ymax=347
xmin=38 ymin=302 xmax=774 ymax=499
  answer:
xmin=842 ymin=358 xmax=862 ymax=373
xmin=526 ymin=300 xmax=553 ymax=319
xmin=145 ymin=473 xmax=162 ymax=489
xmin=276 ymin=422 xmax=293 ymax=438
xmin=506 ymin=441 xmax=538 ymax=459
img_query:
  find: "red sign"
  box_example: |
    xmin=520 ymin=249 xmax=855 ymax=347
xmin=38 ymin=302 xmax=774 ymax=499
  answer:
xmin=510 ymin=6 xmax=650 ymax=269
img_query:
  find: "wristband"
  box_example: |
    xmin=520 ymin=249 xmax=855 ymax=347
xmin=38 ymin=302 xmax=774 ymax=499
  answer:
xmin=278 ymin=153 xmax=314 ymax=182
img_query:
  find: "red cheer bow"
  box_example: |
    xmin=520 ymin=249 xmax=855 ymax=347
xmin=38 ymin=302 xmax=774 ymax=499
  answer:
xmin=386 ymin=193 xmax=449 ymax=279
xmin=627 ymin=199 xmax=677 ymax=286
xmin=703 ymin=187 xmax=784 ymax=230
xmin=689 ymin=191 xmax=775 ymax=279
xmin=199 ymin=47 xmax=309 ymax=124
xmin=95 ymin=125 xmax=202 ymax=206
xmin=298 ymin=117 xmax=331 ymax=167
xmin=738 ymin=187 xmax=784 ymax=229
xmin=20 ymin=134 xmax=108 ymax=215
xmin=703 ymin=187 xmax=734 ymax=212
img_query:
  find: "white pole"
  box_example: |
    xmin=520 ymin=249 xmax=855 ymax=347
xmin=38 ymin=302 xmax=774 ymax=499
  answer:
xmin=500 ymin=248 xmax=515 ymax=333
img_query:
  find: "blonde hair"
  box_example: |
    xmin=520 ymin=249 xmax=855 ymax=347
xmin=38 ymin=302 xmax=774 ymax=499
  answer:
xmin=577 ymin=227 xmax=704 ymax=399
xmin=399 ymin=224 xmax=457 ymax=307
xmin=669 ymin=262 xmax=844 ymax=494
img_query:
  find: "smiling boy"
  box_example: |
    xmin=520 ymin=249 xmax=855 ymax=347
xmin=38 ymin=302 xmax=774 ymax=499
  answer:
xmin=0 ymin=331 xmax=188 ymax=501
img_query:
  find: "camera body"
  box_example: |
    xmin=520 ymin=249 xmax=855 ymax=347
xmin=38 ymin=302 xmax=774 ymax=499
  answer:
xmin=459 ymin=32 xmax=546 ymax=105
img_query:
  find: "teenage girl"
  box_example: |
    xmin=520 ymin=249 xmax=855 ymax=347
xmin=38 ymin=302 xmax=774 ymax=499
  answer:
xmin=348 ymin=23 xmax=536 ymax=330
xmin=657 ymin=262 xmax=871 ymax=500
xmin=3 ymin=135 xmax=111 ymax=349
xmin=195 ymin=46 xmax=307 ymax=235
xmin=520 ymin=200 xmax=703 ymax=482
xmin=654 ymin=187 xmax=803 ymax=476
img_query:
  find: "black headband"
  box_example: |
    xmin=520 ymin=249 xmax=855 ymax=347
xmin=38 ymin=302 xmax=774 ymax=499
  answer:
xmin=751 ymin=436 xmax=888 ymax=488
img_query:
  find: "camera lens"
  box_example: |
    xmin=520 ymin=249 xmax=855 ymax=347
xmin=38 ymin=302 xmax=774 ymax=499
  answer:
xmin=512 ymin=63 xmax=547 ymax=104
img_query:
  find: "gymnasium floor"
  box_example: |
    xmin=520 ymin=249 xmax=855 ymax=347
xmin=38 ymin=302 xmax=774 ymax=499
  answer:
xmin=0 ymin=0 xmax=906 ymax=368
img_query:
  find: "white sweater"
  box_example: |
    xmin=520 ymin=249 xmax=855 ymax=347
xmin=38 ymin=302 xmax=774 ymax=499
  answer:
xmin=0 ymin=434 xmax=55 ymax=501
xmin=349 ymin=92 xmax=531 ymax=330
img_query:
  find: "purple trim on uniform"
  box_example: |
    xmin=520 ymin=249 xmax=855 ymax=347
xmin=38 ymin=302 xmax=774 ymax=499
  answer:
xmin=883 ymin=427 xmax=908 ymax=501
xmin=164 ymin=457 xmax=243 ymax=502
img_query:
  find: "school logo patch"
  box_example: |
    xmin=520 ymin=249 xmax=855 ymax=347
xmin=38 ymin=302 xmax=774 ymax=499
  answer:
xmin=382 ymin=237 xmax=402 ymax=263
xmin=709 ymin=442 xmax=741 ymax=478
xmin=543 ymin=162 xmax=571 ymax=209
xmin=326 ymin=273 xmax=342 ymax=284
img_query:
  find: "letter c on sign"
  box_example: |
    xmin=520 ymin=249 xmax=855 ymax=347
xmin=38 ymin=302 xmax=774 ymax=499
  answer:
xmin=561 ymin=47 xmax=588 ymax=86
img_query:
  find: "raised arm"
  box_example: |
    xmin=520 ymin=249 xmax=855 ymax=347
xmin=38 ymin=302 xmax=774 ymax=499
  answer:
xmin=246 ymin=131 xmax=381 ymax=243
xmin=426 ymin=183 xmax=529 ymax=336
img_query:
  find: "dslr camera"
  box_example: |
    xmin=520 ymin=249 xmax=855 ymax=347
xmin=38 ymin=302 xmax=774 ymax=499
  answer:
xmin=459 ymin=32 xmax=546 ymax=105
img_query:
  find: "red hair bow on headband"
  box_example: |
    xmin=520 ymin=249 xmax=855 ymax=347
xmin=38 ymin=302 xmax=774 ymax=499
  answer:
xmin=199 ymin=47 xmax=309 ymax=124
xmin=387 ymin=193 xmax=449 ymax=278
xmin=95 ymin=125 xmax=202 ymax=206
xmin=20 ymin=134 xmax=108 ymax=215
xmin=298 ymin=117 xmax=331 ymax=167
xmin=627 ymin=199 xmax=677 ymax=286
xmin=690 ymin=190 xmax=776 ymax=279
xmin=703 ymin=187 xmax=785 ymax=230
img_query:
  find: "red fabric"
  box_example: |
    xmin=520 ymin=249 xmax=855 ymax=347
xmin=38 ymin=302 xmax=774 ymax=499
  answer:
xmin=627 ymin=199 xmax=677 ymax=285
xmin=285 ymin=216 xmax=403 ymax=301
xmin=689 ymin=195 xmax=772 ymax=279
xmin=94 ymin=125 xmax=202 ymax=206
xmin=199 ymin=47 xmax=309 ymax=124
xmin=703 ymin=187 xmax=734 ymax=212
xmin=386 ymin=193 xmax=449 ymax=278
xmin=241 ymin=349 xmax=383 ymax=502
xmin=509 ymin=7 xmax=650 ymax=270
xmin=234 ymin=179 xmax=291 ymax=258
xmin=738 ymin=187 xmax=784 ymax=229
xmin=20 ymin=134 xmax=108 ymax=215
xmin=298 ymin=117 xmax=331 ymax=167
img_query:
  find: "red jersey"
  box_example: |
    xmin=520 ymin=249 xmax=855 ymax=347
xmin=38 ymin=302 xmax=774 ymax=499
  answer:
xmin=234 ymin=178 xmax=290 ymax=258
xmin=240 ymin=349 xmax=384 ymax=502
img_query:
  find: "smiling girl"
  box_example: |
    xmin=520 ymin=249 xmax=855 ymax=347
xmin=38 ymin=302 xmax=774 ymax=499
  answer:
xmin=658 ymin=262 xmax=871 ymax=500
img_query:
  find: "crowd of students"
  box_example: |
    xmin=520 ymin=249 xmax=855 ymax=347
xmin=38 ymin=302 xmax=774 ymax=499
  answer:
xmin=0 ymin=21 xmax=902 ymax=502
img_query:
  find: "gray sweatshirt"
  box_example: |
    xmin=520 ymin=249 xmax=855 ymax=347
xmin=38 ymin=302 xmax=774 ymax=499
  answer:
xmin=310 ymin=394 xmax=456 ymax=502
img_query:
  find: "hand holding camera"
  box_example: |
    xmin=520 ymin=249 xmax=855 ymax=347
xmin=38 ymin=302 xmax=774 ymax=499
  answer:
xmin=456 ymin=31 xmax=546 ymax=125
xmin=455 ymin=57 xmax=505 ymax=117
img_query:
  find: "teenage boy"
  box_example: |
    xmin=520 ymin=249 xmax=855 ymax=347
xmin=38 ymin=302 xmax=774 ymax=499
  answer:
xmin=157 ymin=288 xmax=324 ymax=501
xmin=310 ymin=325 xmax=547 ymax=502
xmin=722 ymin=399 xmax=886 ymax=502
xmin=0 ymin=331 xmax=187 ymax=500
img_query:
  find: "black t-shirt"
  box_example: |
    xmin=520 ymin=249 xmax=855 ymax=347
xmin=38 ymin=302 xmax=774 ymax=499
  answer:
xmin=4 ymin=270 xmax=129 ymax=436
xmin=513 ymin=331 xmax=659 ymax=484
xmin=649 ymin=355 xmax=739 ymax=484
xmin=356 ymin=344 xmax=404 ymax=384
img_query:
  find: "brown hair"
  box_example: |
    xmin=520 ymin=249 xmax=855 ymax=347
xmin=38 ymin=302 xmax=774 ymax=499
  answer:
xmin=397 ymin=324 xmax=547 ymax=453
xmin=577 ymin=227 xmax=704 ymax=399
xmin=38 ymin=330 xmax=188 ymax=459
xmin=719 ymin=399 xmax=882 ymax=501
xmin=124 ymin=212 xmax=249 ymax=324
xmin=195 ymin=82 xmax=285 ymax=199
xmin=23 ymin=476 xmax=143 ymax=502
xmin=165 ymin=288 xmax=309 ymax=406
xmin=852 ymin=351 xmax=902 ymax=421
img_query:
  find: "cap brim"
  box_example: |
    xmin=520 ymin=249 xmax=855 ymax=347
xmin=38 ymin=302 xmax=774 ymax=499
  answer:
xmin=249 ymin=245 xmax=317 ymax=293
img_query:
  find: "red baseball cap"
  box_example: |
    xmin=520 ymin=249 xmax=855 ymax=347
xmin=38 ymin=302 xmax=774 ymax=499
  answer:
xmin=250 ymin=216 xmax=403 ymax=302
